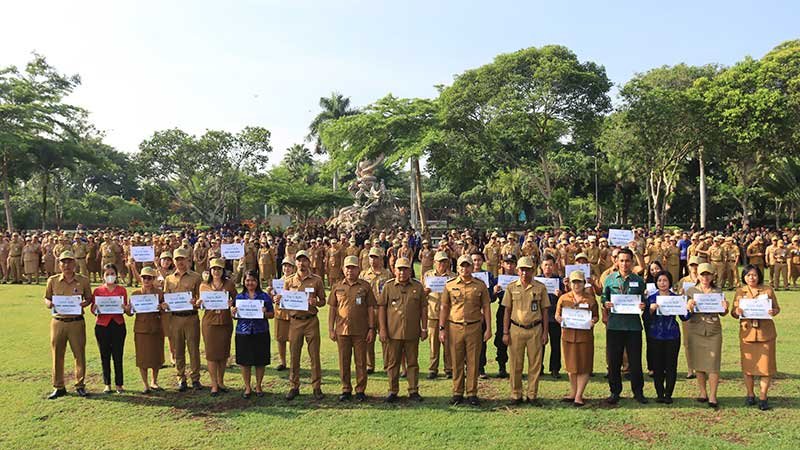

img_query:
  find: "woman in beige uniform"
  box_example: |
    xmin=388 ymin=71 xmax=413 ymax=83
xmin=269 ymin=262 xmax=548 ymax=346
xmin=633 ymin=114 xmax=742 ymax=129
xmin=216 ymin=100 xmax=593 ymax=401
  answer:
xmin=198 ymin=258 xmax=237 ymax=396
xmin=555 ymin=270 xmax=599 ymax=407
xmin=685 ymin=263 xmax=729 ymax=409
xmin=270 ymin=258 xmax=296 ymax=370
xmin=128 ymin=266 xmax=165 ymax=393
xmin=730 ymin=264 xmax=780 ymax=411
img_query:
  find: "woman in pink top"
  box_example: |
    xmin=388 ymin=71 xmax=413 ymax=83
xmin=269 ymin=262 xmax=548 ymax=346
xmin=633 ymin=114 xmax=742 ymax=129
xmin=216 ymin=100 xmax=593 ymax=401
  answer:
xmin=92 ymin=263 xmax=129 ymax=394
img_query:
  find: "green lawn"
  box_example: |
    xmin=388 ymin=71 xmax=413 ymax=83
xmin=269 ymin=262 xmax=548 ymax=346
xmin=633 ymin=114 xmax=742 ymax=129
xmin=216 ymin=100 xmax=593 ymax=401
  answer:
xmin=0 ymin=280 xmax=798 ymax=449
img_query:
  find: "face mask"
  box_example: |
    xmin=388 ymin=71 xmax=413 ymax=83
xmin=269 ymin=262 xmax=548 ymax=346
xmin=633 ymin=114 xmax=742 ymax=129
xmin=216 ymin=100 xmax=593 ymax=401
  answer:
xmin=104 ymin=275 xmax=117 ymax=284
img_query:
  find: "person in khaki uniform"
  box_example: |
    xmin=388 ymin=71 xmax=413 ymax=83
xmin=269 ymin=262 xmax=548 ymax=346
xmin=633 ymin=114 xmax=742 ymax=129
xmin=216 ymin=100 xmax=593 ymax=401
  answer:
xmin=483 ymin=233 xmax=501 ymax=276
xmin=85 ymin=235 xmax=100 ymax=282
xmin=7 ymin=233 xmax=23 ymax=283
xmin=772 ymin=240 xmax=789 ymax=290
xmin=22 ymin=237 xmax=40 ymax=284
xmin=328 ymin=256 xmax=377 ymax=401
xmin=326 ymin=240 xmax=344 ymax=287
xmin=419 ymin=240 xmax=435 ymax=276
xmin=439 ymin=255 xmax=492 ymax=406
xmin=257 ymin=240 xmax=276 ymax=285
xmin=280 ymin=250 xmax=327 ymax=400
xmin=378 ymin=257 xmax=426 ymax=402
xmin=193 ymin=237 xmax=209 ymax=274
xmin=43 ymin=251 xmax=93 ymax=399
xmin=270 ymin=258 xmax=296 ymax=371
xmin=764 ymin=237 xmax=779 ymax=286
xmin=345 ymin=238 xmax=360 ymax=258
xmin=731 ymin=265 xmax=780 ymax=411
xmin=311 ymin=238 xmax=326 ymax=278
xmin=723 ymin=237 xmax=741 ymax=290
xmin=358 ymin=239 xmax=373 ymax=272
xmin=746 ymin=237 xmax=766 ymax=273
xmin=0 ymin=235 xmax=9 ymax=283
xmin=677 ymin=256 xmax=701 ymax=379
xmin=789 ymin=236 xmax=800 ymax=289
xmin=664 ymin=237 xmax=681 ymax=287
xmin=163 ymin=248 xmax=203 ymax=391
xmin=423 ymin=251 xmax=455 ymax=379
xmin=708 ymin=236 xmax=726 ymax=286
xmin=360 ymin=246 xmax=393 ymax=373
xmin=72 ymin=237 xmax=89 ymax=277
xmin=198 ymin=258 xmax=237 ymax=396
xmin=501 ymin=256 xmax=550 ymax=405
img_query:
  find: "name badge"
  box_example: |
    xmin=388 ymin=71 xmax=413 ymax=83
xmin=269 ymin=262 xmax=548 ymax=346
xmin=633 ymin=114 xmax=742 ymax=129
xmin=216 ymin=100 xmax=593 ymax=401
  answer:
xmin=629 ymin=282 xmax=639 ymax=288
xmin=531 ymin=302 xmax=539 ymax=312
xmin=579 ymin=303 xmax=589 ymax=309
xmin=305 ymin=288 xmax=315 ymax=293
xmin=356 ymin=297 xmax=362 ymax=305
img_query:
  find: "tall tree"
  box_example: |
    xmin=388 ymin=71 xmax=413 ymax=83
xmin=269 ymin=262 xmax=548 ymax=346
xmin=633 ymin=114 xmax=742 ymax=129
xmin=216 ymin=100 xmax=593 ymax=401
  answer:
xmin=307 ymin=92 xmax=359 ymax=193
xmin=283 ymin=143 xmax=313 ymax=178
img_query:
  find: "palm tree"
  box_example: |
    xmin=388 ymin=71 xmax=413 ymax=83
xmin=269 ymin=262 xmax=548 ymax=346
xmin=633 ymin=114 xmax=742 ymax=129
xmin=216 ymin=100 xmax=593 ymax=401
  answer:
xmin=307 ymin=92 xmax=359 ymax=155
xmin=283 ymin=144 xmax=313 ymax=178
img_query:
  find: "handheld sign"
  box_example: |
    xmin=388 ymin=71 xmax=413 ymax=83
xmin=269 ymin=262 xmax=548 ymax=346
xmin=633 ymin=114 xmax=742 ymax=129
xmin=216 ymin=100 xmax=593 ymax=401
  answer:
xmin=52 ymin=295 xmax=82 ymax=315
xmin=656 ymin=295 xmax=687 ymax=316
xmin=739 ymin=296 xmax=772 ymax=320
xmin=130 ymin=294 xmax=159 ymax=314
xmin=681 ymin=281 xmax=695 ymax=293
xmin=561 ymin=307 xmax=592 ymax=330
xmin=646 ymin=283 xmax=658 ymax=296
xmin=692 ymin=293 xmax=725 ymax=314
xmin=497 ymin=274 xmax=519 ymax=290
xmin=565 ymin=264 xmax=591 ymax=279
xmin=95 ymin=296 xmax=124 ymax=315
xmin=534 ymin=277 xmax=559 ymax=295
xmin=131 ymin=246 xmax=155 ymax=263
xmin=473 ymin=271 xmax=489 ymax=286
xmin=608 ymin=229 xmax=634 ymax=247
xmin=610 ymin=294 xmax=641 ymax=315
xmin=200 ymin=291 xmax=229 ymax=311
xmin=281 ymin=290 xmax=309 ymax=311
xmin=236 ymin=299 xmax=264 ymax=319
xmin=164 ymin=292 xmax=193 ymax=312
xmin=221 ymin=243 xmax=245 ymax=260
xmin=425 ymin=276 xmax=448 ymax=293
xmin=271 ymin=279 xmax=285 ymax=294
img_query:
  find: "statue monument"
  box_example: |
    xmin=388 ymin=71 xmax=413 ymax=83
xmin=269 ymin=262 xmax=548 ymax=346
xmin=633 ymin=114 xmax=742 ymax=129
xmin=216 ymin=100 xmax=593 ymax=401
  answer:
xmin=328 ymin=153 xmax=400 ymax=231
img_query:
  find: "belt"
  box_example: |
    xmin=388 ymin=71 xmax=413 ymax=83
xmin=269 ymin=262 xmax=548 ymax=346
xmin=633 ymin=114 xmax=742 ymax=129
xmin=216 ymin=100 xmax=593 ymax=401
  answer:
xmin=511 ymin=319 xmax=541 ymax=329
xmin=292 ymin=314 xmax=316 ymax=320
xmin=710 ymin=259 xmax=723 ymax=263
xmin=172 ymin=311 xmax=198 ymax=317
xmin=54 ymin=316 xmax=84 ymax=323
xmin=448 ymin=319 xmax=481 ymax=326
xmin=9 ymin=254 xmax=21 ymax=258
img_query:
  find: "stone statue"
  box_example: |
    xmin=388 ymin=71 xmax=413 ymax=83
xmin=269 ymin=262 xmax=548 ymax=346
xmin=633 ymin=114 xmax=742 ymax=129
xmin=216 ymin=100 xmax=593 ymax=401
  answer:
xmin=329 ymin=154 xmax=399 ymax=231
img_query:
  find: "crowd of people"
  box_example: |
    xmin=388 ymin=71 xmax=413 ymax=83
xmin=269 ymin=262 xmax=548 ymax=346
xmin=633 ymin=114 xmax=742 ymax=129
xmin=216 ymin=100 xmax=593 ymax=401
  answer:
xmin=22 ymin=223 xmax=791 ymax=410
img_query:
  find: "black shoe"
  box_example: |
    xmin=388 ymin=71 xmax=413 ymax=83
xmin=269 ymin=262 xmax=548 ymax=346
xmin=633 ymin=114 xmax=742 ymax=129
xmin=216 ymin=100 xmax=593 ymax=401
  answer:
xmin=218 ymin=387 xmax=229 ymax=393
xmin=427 ymin=372 xmax=437 ymax=380
xmin=450 ymin=395 xmax=464 ymax=405
xmin=758 ymin=400 xmax=770 ymax=411
xmin=527 ymin=398 xmax=543 ymax=407
xmin=256 ymin=391 xmax=265 ymax=398
xmin=634 ymin=395 xmax=649 ymax=404
xmin=708 ymin=401 xmax=719 ymax=409
xmin=573 ymin=401 xmax=585 ymax=408
xmin=479 ymin=371 xmax=488 ymax=380
xmin=606 ymin=394 xmax=620 ymax=405
xmin=497 ymin=370 xmax=509 ymax=379
xmin=355 ymin=392 xmax=367 ymax=402
xmin=285 ymin=388 xmax=299 ymax=400
xmin=141 ymin=389 xmax=151 ymax=395
xmin=695 ymin=397 xmax=708 ymax=403
xmin=47 ymin=388 xmax=67 ymax=400
xmin=409 ymin=392 xmax=423 ymax=402
xmin=210 ymin=390 xmax=219 ymax=397
xmin=623 ymin=373 xmax=631 ymax=381
xmin=509 ymin=398 xmax=524 ymax=406
xmin=76 ymin=388 xmax=88 ymax=397
xmin=561 ymin=396 xmax=575 ymax=403
xmin=366 ymin=368 xmax=375 ymax=375
xmin=655 ymin=396 xmax=666 ymax=404
xmin=338 ymin=392 xmax=352 ymax=402
xmin=385 ymin=393 xmax=399 ymax=403
xmin=446 ymin=372 xmax=453 ymax=379
xmin=192 ymin=381 xmax=204 ymax=390
xmin=745 ymin=396 xmax=757 ymax=406
xmin=312 ymin=389 xmax=324 ymax=400
xmin=468 ymin=396 xmax=480 ymax=406
xmin=178 ymin=381 xmax=188 ymax=392
xmin=275 ymin=364 xmax=286 ymax=371
xmin=664 ymin=396 xmax=673 ymax=404
xmin=241 ymin=392 xmax=251 ymax=399
xmin=551 ymin=372 xmax=561 ymax=379
xmin=686 ymin=373 xmax=696 ymax=379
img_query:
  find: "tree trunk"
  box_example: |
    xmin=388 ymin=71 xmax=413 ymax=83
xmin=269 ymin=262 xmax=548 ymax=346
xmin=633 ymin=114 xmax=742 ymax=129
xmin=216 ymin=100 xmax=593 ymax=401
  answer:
xmin=411 ymin=157 xmax=427 ymax=236
xmin=41 ymin=172 xmax=49 ymax=230
xmin=2 ymin=155 xmax=13 ymax=232
xmin=698 ymin=147 xmax=707 ymax=229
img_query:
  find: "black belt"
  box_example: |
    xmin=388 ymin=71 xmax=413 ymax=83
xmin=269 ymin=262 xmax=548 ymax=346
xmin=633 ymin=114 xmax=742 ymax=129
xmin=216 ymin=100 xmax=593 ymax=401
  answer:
xmin=511 ymin=319 xmax=541 ymax=329
xmin=172 ymin=311 xmax=198 ymax=317
xmin=54 ymin=316 xmax=84 ymax=323
xmin=448 ymin=320 xmax=481 ymax=326
xmin=292 ymin=314 xmax=316 ymax=320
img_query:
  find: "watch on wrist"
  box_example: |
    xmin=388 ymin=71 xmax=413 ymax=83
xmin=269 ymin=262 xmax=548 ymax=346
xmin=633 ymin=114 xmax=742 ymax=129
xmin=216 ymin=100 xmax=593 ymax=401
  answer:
xmin=438 ymin=326 xmax=445 ymax=331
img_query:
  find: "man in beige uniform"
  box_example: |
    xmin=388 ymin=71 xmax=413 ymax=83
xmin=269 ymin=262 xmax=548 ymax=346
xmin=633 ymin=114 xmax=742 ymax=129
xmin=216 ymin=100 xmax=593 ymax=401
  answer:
xmin=282 ymin=250 xmax=327 ymax=400
xmin=193 ymin=237 xmax=209 ymax=274
xmin=360 ymin=247 xmax=393 ymax=373
xmin=378 ymin=257 xmax=426 ymax=402
xmin=765 ymin=237 xmax=779 ymax=288
xmin=163 ymin=248 xmax=203 ymax=391
xmin=722 ymin=237 xmax=741 ymax=290
xmin=71 ymin=237 xmax=88 ymax=277
xmin=0 ymin=235 xmax=9 ymax=283
xmin=7 ymin=233 xmax=23 ymax=283
xmin=22 ymin=237 xmax=40 ymax=284
xmin=502 ymin=256 xmax=550 ymax=405
xmin=43 ymin=251 xmax=93 ymax=399
xmin=329 ymin=256 xmax=377 ymax=401
xmin=423 ymin=251 xmax=455 ymax=379
xmin=439 ymin=255 xmax=492 ymax=406
xmin=484 ymin=232 xmax=501 ymax=276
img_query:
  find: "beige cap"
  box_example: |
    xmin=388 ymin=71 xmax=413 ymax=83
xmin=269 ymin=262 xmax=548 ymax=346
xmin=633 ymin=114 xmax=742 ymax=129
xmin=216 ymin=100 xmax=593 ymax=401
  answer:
xmin=174 ymin=248 xmax=190 ymax=259
xmin=575 ymin=252 xmax=589 ymax=261
xmin=58 ymin=250 xmax=75 ymax=261
xmin=457 ymin=255 xmax=471 ymax=266
xmin=344 ymin=255 xmax=359 ymax=268
xmin=160 ymin=251 xmax=173 ymax=260
xmin=295 ymin=250 xmax=310 ymax=260
xmin=434 ymin=251 xmax=449 ymax=262
xmin=698 ymin=263 xmax=715 ymax=275
xmin=210 ymin=258 xmax=225 ymax=269
xmin=517 ymin=256 xmax=534 ymax=269
xmin=688 ymin=256 xmax=701 ymax=266
xmin=140 ymin=266 xmax=158 ymax=277
xmin=369 ymin=247 xmax=384 ymax=258
xmin=395 ymin=257 xmax=411 ymax=268
xmin=568 ymin=270 xmax=586 ymax=282
xmin=282 ymin=257 xmax=296 ymax=267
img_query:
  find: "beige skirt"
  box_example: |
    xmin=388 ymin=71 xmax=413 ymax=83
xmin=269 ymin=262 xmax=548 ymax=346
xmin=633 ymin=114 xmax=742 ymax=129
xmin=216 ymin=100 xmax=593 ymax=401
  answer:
xmin=135 ymin=332 xmax=165 ymax=369
xmin=687 ymin=332 xmax=722 ymax=373
xmin=740 ymin=339 xmax=777 ymax=376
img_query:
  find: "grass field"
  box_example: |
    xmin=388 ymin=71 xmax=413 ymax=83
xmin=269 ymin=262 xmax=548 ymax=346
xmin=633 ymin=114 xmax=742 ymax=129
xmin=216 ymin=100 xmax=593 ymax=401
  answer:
xmin=1 ymin=278 xmax=799 ymax=449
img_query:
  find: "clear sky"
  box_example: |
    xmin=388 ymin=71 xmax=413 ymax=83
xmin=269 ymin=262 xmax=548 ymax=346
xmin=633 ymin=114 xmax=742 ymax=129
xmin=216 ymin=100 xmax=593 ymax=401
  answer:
xmin=2 ymin=0 xmax=798 ymax=165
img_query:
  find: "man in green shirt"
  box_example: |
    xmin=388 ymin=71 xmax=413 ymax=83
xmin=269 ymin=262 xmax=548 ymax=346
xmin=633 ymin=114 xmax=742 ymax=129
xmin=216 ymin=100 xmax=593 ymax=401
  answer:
xmin=601 ymin=248 xmax=647 ymax=405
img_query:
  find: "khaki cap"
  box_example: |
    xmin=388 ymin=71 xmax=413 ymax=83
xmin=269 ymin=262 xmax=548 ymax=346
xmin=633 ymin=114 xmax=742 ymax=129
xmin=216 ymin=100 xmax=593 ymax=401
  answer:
xmin=517 ymin=256 xmax=534 ymax=269
xmin=210 ymin=258 xmax=225 ymax=269
xmin=395 ymin=257 xmax=411 ymax=268
xmin=174 ymin=248 xmax=190 ymax=259
xmin=457 ymin=255 xmax=471 ymax=266
xmin=140 ymin=266 xmax=158 ymax=277
xmin=282 ymin=257 xmax=296 ymax=267
xmin=698 ymin=263 xmax=715 ymax=275
xmin=434 ymin=251 xmax=449 ymax=262
xmin=295 ymin=250 xmax=310 ymax=260
xmin=568 ymin=270 xmax=586 ymax=282
xmin=344 ymin=255 xmax=359 ymax=267
xmin=369 ymin=247 xmax=384 ymax=258
xmin=160 ymin=251 xmax=173 ymax=260
xmin=688 ymin=256 xmax=701 ymax=266
xmin=58 ymin=250 xmax=75 ymax=261
xmin=575 ymin=253 xmax=589 ymax=261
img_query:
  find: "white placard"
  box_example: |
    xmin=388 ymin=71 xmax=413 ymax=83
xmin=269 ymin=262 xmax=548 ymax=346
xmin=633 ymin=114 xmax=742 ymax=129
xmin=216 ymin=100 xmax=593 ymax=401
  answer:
xmin=52 ymin=295 xmax=83 ymax=315
xmin=131 ymin=246 xmax=155 ymax=263
xmin=608 ymin=229 xmax=635 ymax=247
xmin=200 ymin=290 xmax=229 ymax=310
xmin=164 ymin=291 xmax=194 ymax=312
xmin=692 ymin=292 xmax=725 ymax=314
xmin=130 ymin=294 xmax=159 ymax=313
xmin=682 ymin=281 xmax=695 ymax=293
xmin=534 ymin=277 xmax=560 ymax=295
xmin=236 ymin=299 xmax=264 ymax=319
xmin=221 ymin=243 xmax=245 ymax=260
xmin=95 ymin=295 xmax=124 ymax=315
xmin=646 ymin=283 xmax=658 ymax=296
xmin=425 ymin=276 xmax=448 ymax=293
xmin=271 ymin=279 xmax=285 ymax=294
xmin=739 ymin=296 xmax=772 ymax=320
xmin=281 ymin=290 xmax=309 ymax=311
xmin=565 ymin=264 xmax=591 ymax=279
xmin=473 ymin=271 xmax=489 ymax=286
xmin=561 ymin=307 xmax=592 ymax=330
xmin=497 ymin=274 xmax=519 ymax=290
xmin=610 ymin=294 xmax=642 ymax=315
xmin=656 ymin=295 xmax=687 ymax=316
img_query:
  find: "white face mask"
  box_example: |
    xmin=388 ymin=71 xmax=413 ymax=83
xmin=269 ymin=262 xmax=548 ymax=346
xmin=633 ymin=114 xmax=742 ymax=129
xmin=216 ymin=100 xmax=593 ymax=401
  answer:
xmin=104 ymin=275 xmax=117 ymax=284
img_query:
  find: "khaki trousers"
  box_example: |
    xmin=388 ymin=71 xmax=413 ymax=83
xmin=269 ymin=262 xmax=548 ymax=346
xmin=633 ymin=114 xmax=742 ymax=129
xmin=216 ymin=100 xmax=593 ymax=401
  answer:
xmin=337 ymin=335 xmax=368 ymax=393
xmin=448 ymin=321 xmax=482 ymax=397
xmin=428 ymin=319 xmax=451 ymax=374
xmin=7 ymin=256 xmax=21 ymax=282
xmin=76 ymin=259 xmax=89 ymax=277
xmin=171 ymin=314 xmax=201 ymax=383
xmin=773 ymin=263 xmax=788 ymax=288
xmin=289 ymin=315 xmax=322 ymax=390
xmin=508 ymin=324 xmax=543 ymax=399
xmin=386 ymin=338 xmax=419 ymax=395
xmin=50 ymin=318 xmax=86 ymax=389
